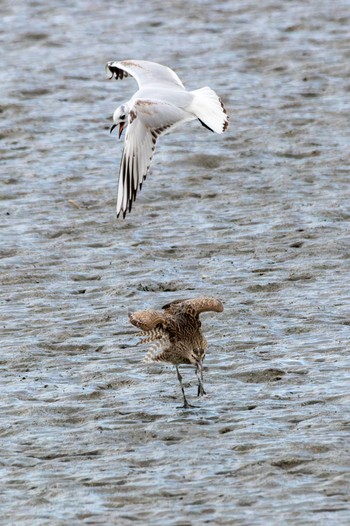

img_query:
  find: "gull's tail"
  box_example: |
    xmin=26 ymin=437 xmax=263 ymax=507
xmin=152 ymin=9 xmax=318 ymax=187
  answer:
xmin=189 ymin=87 xmax=229 ymax=134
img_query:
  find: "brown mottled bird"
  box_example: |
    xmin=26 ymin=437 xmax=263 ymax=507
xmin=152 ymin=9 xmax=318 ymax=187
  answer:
xmin=129 ymin=297 xmax=224 ymax=408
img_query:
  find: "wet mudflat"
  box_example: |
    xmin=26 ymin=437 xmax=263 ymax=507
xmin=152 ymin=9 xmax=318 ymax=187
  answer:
xmin=1 ymin=0 xmax=350 ymax=524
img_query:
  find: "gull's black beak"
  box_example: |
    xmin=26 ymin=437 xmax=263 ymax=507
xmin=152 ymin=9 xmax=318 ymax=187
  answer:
xmin=110 ymin=123 xmax=117 ymax=134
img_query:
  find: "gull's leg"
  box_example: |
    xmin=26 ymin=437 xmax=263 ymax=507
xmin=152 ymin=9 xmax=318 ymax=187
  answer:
xmin=176 ymin=366 xmax=193 ymax=408
xmin=196 ymin=359 xmax=206 ymax=397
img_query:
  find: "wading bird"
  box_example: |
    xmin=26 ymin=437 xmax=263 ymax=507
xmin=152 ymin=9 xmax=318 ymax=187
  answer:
xmin=129 ymin=297 xmax=224 ymax=408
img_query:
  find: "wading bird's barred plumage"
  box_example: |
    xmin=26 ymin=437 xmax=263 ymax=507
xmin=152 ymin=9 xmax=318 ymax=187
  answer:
xmin=106 ymin=60 xmax=229 ymax=218
xmin=129 ymin=297 xmax=224 ymax=408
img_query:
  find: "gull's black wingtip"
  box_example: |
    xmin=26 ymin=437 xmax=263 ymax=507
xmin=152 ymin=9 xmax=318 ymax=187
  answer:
xmin=116 ymin=208 xmax=129 ymax=220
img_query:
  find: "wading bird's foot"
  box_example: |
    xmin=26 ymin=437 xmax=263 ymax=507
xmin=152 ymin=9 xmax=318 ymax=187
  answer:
xmin=178 ymin=402 xmax=198 ymax=409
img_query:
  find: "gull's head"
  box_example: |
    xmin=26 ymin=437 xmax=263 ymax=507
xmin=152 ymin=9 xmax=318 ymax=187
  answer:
xmin=110 ymin=104 xmax=128 ymax=138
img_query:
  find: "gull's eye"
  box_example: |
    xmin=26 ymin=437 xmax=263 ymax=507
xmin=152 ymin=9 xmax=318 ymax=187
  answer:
xmin=120 ymin=114 xmax=125 ymax=120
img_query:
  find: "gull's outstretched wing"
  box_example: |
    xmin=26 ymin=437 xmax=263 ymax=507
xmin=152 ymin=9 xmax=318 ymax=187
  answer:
xmin=106 ymin=60 xmax=185 ymax=89
xmin=116 ymin=99 xmax=192 ymax=218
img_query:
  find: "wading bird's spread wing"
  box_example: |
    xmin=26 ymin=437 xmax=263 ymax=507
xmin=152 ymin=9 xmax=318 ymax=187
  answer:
xmin=129 ymin=309 xmax=172 ymax=363
xmin=106 ymin=60 xmax=185 ymax=89
xmin=162 ymin=297 xmax=224 ymax=316
xmin=116 ymin=99 xmax=190 ymax=218
xmin=129 ymin=309 xmax=166 ymax=331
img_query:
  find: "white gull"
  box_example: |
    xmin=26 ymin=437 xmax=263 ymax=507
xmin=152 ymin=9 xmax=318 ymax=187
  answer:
xmin=106 ymin=59 xmax=229 ymax=218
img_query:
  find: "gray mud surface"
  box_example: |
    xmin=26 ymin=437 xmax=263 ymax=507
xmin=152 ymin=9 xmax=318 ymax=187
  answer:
xmin=1 ymin=1 xmax=350 ymax=524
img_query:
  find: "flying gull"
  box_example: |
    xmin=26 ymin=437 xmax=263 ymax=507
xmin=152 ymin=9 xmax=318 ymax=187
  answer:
xmin=106 ymin=60 xmax=229 ymax=218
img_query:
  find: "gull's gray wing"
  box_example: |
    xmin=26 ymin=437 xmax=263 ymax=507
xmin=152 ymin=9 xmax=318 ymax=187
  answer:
xmin=106 ymin=60 xmax=185 ymax=89
xmin=116 ymin=99 xmax=192 ymax=218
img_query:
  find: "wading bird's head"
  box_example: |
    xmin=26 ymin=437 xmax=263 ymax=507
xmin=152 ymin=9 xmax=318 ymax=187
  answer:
xmin=110 ymin=104 xmax=128 ymax=138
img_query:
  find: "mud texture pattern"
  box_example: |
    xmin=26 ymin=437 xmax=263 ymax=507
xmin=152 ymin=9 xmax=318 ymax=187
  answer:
xmin=1 ymin=1 xmax=350 ymax=525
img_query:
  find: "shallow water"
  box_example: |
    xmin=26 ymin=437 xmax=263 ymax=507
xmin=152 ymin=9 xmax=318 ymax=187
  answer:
xmin=1 ymin=0 xmax=350 ymax=524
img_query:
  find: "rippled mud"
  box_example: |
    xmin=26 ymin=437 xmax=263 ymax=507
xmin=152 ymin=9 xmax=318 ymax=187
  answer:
xmin=1 ymin=0 xmax=350 ymax=524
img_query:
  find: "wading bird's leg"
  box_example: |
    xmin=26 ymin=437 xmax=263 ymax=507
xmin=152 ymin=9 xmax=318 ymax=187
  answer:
xmin=176 ymin=366 xmax=193 ymax=408
xmin=196 ymin=359 xmax=206 ymax=397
